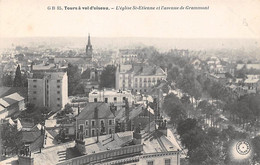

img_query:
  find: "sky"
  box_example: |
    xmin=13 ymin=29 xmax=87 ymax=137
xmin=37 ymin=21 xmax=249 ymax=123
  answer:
xmin=0 ymin=0 xmax=260 ymax=39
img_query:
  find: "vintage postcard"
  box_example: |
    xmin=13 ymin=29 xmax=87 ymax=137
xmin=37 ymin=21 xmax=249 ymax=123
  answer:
xmin=0 ymin=0 xmax=260 ymax=165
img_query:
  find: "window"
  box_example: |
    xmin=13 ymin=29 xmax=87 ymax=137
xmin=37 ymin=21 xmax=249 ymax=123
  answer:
xmin=92 ymin=120 xmax=95 ymax=126
xmin=85 ymin=130 xmax=89 ymax=136
xmin=109 ymin=128 xmax=112 ymax=134
xmin=57 ymin=91 xmax=60 ymax=94
xmin=57 ymin=98 xmax=60 ymax=101
xmin=147 ymin=161 xmax=154 ymax=165
xmin=33 ymin=97 xmax=36 ymax=100
xmin=109 ymin=119 xmax=113 ymax=125
xmin=57 ymin=85 xmax=60 ymax=88
xmin=33 ymin=79 xmax=37 ymax=82
xmin=94 ymin=98 xmax=97 ymax=102
xmin=100 ymin=120 xmax=104 ymax=126
xmin=105 ymin=98 xmax=108 ymax=103
xmin=33 ymin=91 xmax=37 ymax=94
xmin=57 ymin=104 xmax=60 ymax=107
xmin=79 ymin=125 xmax=84 ymax=131
xmin=33 ymin=85 xmax=37 ymax=88
xmin=85 ymin=120 xmax=89 ymax=126
xmin=65 ymin=128 xmax=69 ymax=134
xmin=114 ymin=97 xmax=117 ymax=102
xmin=57 ymin=80 xmax=61 ymax=83
xmin=165 ymin=159 xmax=171 ymax=165
xmin=92 ymin=129 xmax=95 ymax=137
xmin=135 ymin=78 xmax=138 ymax=82
xmin=123 ymin=97 xmax=126 ymax=101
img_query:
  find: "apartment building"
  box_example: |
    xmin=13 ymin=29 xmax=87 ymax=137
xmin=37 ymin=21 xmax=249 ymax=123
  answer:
xmin=116 ymin=64 xmax=167 ymax=93
xmin=28 ymin=71 xmax=68 ymax=111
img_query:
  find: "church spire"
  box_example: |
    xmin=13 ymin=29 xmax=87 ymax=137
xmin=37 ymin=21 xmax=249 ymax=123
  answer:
xmin=87 ymin=33 xmax=91 ymax=46
xmin=86 ymin=33 xmax=93 ymax=62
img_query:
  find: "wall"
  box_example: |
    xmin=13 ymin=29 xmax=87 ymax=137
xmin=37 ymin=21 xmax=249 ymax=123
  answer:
xmin=28 ymin=78 xmax=45 ymax=107
xmin=57 ymin=144 xmax=143 ymax=165
xmin=77 ymin=118 xmax=115 ymax=138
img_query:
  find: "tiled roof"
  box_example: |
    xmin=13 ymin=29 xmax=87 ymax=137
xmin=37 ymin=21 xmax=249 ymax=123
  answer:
xmin=76 ymin=102 xmax=115 ymax=120
xmin=0 ymin=93 xmax=24 ymax=108
xmin=126 ymin=65 xmax=166 ymax=76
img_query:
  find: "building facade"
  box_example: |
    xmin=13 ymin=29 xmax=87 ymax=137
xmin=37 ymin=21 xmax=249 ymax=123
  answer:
xmin=28 ymin=71 xmax=68 ymax=111
xmin=76 ymin=102 xmax=116 ymax=138
xmin=116 ymin=65 xmax=167 ymax=93
xmin=89 ymin=89 xmax=135 ymax=108
xmin=0 ymin=93 xmax=25 ymax=119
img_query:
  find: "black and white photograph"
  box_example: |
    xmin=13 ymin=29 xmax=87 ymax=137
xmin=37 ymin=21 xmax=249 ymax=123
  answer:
xmin=0 ymin=0 xmax=260 ymax=164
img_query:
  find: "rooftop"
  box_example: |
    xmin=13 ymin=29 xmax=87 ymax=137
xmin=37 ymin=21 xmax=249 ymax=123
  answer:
xmin=0 ymin=92 xmax=24 ymax=108
xmin=76 ymin=102 xmax=115 ymax=120
xmin=244 ymin=78 xmax=259 ymax=84
xmin=0 ymin=129 xmax=179 ymax=165
xmin=124 ymin=65 xmax=166 ymax=76
xmin=89 ymin=89 xmax=132 ymax=96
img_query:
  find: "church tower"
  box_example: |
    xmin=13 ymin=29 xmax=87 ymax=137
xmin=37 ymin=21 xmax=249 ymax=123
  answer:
xmin=86 ymin=33 xmax=93 ymax=62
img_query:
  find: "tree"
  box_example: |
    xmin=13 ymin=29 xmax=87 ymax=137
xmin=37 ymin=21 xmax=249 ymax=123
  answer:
xmin=81 ymin=68 xmax=91 ymax=79
xmin=167 ymin=67 xmax=179 ymax=82
xmin=13 ymin=65 xmax=23 ymax=87
xmin=99 ymin=65 xmax=116 ymax=88
xmin=2 ymin=74 xmax=13 ymax=87
xmin=177 ymin=118 xmax=198 ymax=137
xmin=252 ymin=136 xmax=260 ymax=163
xmin=163 ymin=93 xmax=186 ymax=125
xmin=67 ymin=63 xmax=81 ymax=95
xmin=1 ymin=123 xmax=22 ymax=154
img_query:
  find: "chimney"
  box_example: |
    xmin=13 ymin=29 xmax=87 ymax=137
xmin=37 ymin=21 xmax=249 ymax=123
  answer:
xmin=133 ymin=123 xmax=142 ymax=145
xmin=158 ymin=119 xmax=167 ymax=136
xmin=18 ymin=146 xmax=34 ymax=165
xmin=75 ymin=131 xmax=86 ymax=154
xmin=94 ymin=107 xmax=100 ymax=143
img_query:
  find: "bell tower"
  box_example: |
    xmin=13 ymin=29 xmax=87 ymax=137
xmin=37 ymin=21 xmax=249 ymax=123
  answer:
xmin=86 ymin=33 xmax=93 ymax=62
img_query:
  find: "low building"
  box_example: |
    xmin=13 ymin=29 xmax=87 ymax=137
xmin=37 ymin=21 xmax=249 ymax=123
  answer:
xmin=244 ymin=77 xmax=260 ymax=94
xmin=0 ymin=93 xmax=25 ymax=119
xmin=89 ymin=89 xmax=135 ymax=108
xmin=76 ymin=102 xmax=116 ymax=138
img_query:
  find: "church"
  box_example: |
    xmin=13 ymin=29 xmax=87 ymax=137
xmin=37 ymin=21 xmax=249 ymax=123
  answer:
xmin=54 ymin=34 xmax=94 ymax=70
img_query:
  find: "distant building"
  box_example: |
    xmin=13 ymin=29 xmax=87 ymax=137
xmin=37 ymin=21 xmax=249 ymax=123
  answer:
xmin=236 ymin=63 xmax=260 ymax=70
xmin=119 ymin=49 xmax=139 ymax=64
xmin=86 ymin=33 xmax=93 ymax=63
xmin=76 ymin=102 xmax=116 ymax=138
xmin=89 ymin=89 xmax=135 ymax=108
xmin=116 ymin=64 xmax=167 ymax=93
xmin=28 ymin=71 xmax=68 ymax=111
xmin=244 ymin=75 xmax=260 ymax=94
xmin=0 ymin=92 xmax=25 ymax=119
xmin=53 ymin=34 xmax=94 ymax=69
